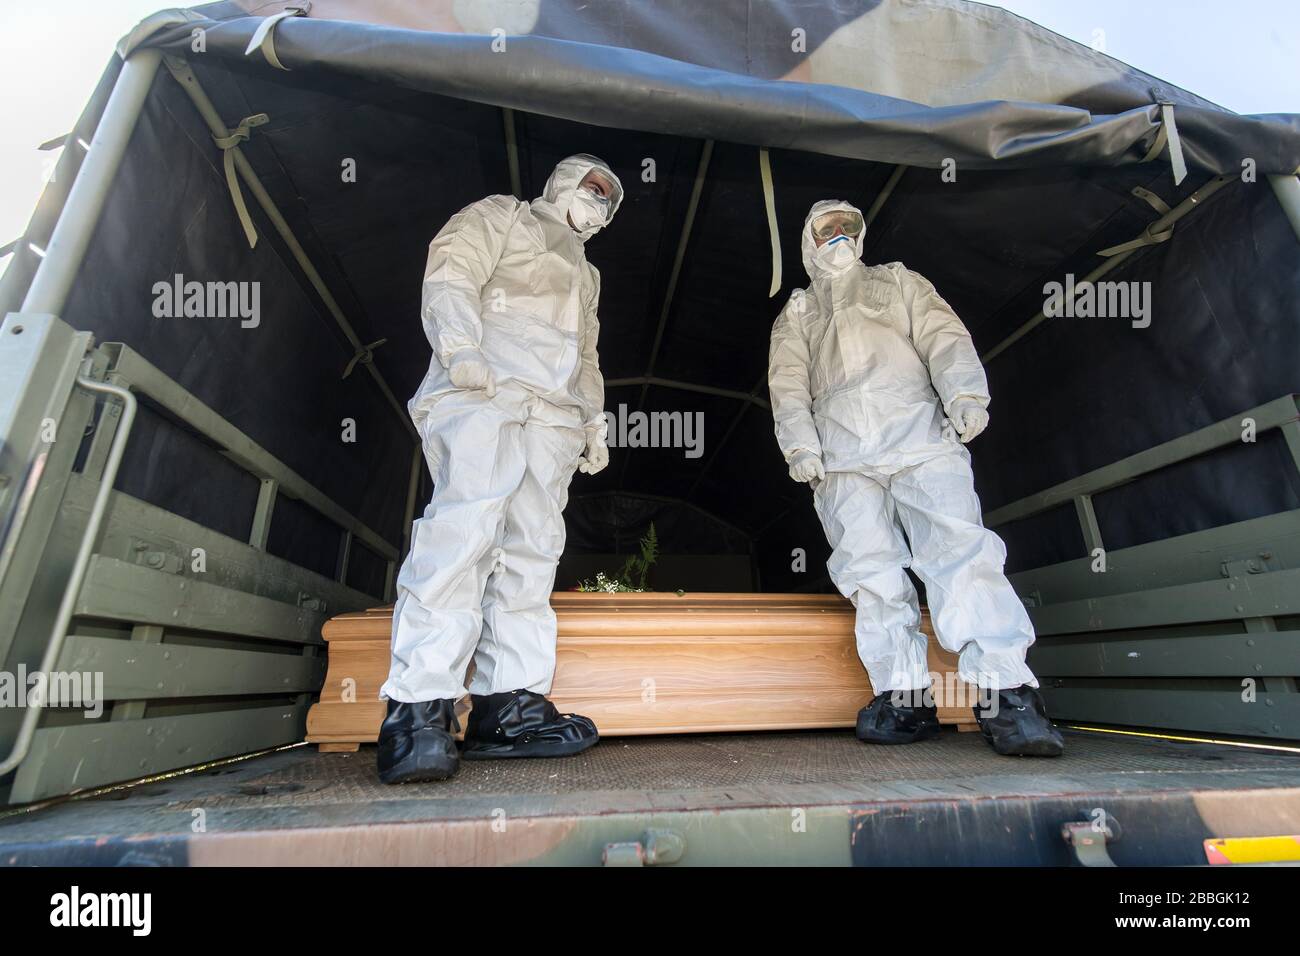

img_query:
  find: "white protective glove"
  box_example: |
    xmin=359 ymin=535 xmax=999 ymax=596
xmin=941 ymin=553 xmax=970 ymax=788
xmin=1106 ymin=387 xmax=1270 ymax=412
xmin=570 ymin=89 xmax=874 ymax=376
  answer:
xmin=577 ymin=429 xmax=609 ymax=475
xmin=788 ymin=450 xmax=825 ymax=484
xmin=447 ymin=349 xmax=497 ymax=397
xmin=948 ymin=397 xmax=989 ymax=443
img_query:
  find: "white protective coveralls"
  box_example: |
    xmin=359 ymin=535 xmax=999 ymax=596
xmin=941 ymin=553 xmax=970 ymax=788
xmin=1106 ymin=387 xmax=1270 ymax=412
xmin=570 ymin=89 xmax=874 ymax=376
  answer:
xmin=768 ymin=200 xmax=1037 ymax=694
xmin=383 ymin=155 xmax=623 ymax=703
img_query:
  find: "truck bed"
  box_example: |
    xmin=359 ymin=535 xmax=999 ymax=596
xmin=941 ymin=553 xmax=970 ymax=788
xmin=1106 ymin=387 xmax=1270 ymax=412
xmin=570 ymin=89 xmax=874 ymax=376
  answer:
xmin=3 ymin=727 xmax=1299 ymax=865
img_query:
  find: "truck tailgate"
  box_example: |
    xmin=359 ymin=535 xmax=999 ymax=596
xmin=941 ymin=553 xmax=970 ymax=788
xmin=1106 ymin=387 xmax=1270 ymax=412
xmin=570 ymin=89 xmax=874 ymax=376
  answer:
xmin=2 ymin=728 xmax=1298 ymax=866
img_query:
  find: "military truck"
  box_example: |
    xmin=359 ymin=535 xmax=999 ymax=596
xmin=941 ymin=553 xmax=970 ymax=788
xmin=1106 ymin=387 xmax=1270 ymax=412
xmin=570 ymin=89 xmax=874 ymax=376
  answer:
xmin=1 ymin=0 xmax=1298 ymax=866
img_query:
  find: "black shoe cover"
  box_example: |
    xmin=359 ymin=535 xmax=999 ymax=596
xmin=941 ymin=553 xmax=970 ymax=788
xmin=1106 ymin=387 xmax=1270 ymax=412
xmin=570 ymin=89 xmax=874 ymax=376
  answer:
xmin=856 ymin=689 xmax=942 ymax=745
xmin=376 ymin=698 xmax=461 ymax=784
xmin=974 ymin=685 xmax=1065 ymax=757
xmin=462 ymin=689 xmax=599 ymax=760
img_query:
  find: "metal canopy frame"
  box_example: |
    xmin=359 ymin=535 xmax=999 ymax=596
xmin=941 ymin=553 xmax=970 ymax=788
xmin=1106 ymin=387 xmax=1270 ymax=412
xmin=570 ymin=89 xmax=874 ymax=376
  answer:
xmin=0 ymin=47 xmax=401 ymax=802
xmin=2 ymin=35 xmax=1299 ymax=806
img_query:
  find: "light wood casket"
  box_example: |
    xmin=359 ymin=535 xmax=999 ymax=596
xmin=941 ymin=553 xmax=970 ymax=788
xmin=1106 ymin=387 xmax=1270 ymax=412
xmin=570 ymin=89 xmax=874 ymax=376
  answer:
xmin=306 ymin=592 xmax=978 ymax=749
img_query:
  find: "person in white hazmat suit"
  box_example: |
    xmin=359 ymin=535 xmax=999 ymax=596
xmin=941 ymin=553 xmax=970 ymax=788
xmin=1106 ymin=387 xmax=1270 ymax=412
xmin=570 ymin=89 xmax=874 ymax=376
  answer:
xmin=378 ymin=155 xmax=623 ymax=784
xmin=768 ymin=200 xmax=1064 ymax=757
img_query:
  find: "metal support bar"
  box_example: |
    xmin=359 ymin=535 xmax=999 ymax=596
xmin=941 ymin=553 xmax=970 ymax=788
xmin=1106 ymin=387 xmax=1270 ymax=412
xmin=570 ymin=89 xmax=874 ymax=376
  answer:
xmin=0 ymin=376 xmax=137 ymax=778
xmin=161 ymin=56 xmax=417 ymax=442
xmin=81 ymin=395 xmax=123 ymax=481
xmin=400 ymin=442 xmax=423 ymax=561
xmin=21 ymin=51 xmax=161 ymax=316
xmin=336 ymin=530 xmax=353 ymax=584
xmin=982 ymin=174 xmax=1236 ymax=363
xmin=1268 ymin=174 xmax=1300 ymax=243
xmin=1074 ymin=494 xmax=1103 ymax=553
xmin=249 ymin=477 xmax=278 ymax=550
xmin=384 ymin=560 xmax=397 ymax=603
xmin=502 ymin=108 xmax=523 ymax=199
xmin=604 ymin=375 xmax=770 ymax=410
xmin=862 ymin=164 xmax=907 ymax=234
xmin=1282 ymin=420 xmax=1300 ymax=475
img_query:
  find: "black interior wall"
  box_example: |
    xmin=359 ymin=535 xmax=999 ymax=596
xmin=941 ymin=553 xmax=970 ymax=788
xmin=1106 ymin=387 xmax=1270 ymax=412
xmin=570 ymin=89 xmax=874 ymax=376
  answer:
xmin=976 ymin=179 xmax=1300 ymax=571
xmin=59 ymin=68 xmax=413 ymax=597
xmin=53 ymin=47 xmax=1300 ymax=598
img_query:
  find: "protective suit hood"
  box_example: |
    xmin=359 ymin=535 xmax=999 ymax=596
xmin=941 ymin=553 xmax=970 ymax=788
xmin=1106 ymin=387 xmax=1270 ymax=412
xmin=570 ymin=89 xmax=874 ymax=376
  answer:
xmin=532 ymin=153 xmax=624 ymax=241
xmin=801 ymin=198 xmax=866 ymax=278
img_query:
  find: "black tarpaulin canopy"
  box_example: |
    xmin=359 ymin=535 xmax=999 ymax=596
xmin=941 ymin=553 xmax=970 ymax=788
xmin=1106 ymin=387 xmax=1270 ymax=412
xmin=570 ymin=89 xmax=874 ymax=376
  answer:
xmin=7 ymin=0 xmax=1300 ymax=596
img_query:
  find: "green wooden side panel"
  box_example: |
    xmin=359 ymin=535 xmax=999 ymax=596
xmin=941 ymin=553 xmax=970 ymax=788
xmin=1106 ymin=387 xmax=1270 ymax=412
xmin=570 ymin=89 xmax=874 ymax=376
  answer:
xmin=1029 ymin=629 xmax=1300 ymax=677
xmin=56 ymin=634 xmax=325 ymax=699
xmin=75 ymin=556 xmax=328 ymax=645
xmin=8 ymin=702 xmax=309 ymax=803
xmin=1028 ymin=568 xmax=1300 ymax=636
xmin=1041 ymin=687 xmax=1300 ymax=738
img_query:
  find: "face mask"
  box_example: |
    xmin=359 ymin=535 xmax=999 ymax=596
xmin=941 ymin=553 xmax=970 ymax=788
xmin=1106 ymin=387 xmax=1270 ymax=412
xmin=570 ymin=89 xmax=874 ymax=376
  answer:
xmin=569 ymin=187 xmax=609 ymax=233
xmin=814 ymin=234 xmax=857 ymax=269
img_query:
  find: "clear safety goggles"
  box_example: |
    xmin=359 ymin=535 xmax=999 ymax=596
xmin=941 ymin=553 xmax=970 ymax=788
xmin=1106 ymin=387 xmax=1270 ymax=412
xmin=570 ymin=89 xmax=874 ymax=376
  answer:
xmin=579 ymin=170 xmax=621 ymax=208
xmin=811 ymin=210 xmax=864 ymax=241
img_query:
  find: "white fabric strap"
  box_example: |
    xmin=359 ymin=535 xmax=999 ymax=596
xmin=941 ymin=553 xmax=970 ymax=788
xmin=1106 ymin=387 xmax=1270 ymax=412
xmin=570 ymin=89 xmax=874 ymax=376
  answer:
xmin=759 ymin=148 xmax=782 ymax=298
xmin=213 ymin=113 xmax=270 ymax=248
xmin=1143 ymin=95 xmax=1188 ymax=186
xmin=1096 ymin=223 xmax=1173 ymax=258
xmin=245 ymin=3 xmax=311 ymax=72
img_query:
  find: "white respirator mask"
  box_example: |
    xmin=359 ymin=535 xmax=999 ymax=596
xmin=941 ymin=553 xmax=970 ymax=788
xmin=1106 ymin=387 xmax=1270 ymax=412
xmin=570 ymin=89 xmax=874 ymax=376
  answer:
xmin=568 ymin=187 xmax=610 ymax=233
xmin=814 ymin=234 xmax=858 ymax=270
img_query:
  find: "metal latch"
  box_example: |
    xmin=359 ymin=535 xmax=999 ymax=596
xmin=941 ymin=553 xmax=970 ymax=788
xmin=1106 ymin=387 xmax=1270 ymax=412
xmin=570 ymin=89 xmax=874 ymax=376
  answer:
xmin=298 ymin=591 xmax=326 ymax=613
xmin=1220 ymin=552 xmax=1274 ymax=578
xmin=1062 ymin=816 xmax=1121 ymax=867
xmin=603 ymin=829 xmax=686 ymax=867
xmin=131 ymin=538 xmax=181 ymax=574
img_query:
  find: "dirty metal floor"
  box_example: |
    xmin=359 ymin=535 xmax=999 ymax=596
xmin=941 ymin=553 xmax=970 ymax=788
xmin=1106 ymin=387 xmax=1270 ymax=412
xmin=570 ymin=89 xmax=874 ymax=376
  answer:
xmin=3 ymin=727 xmax=1299 ymax=865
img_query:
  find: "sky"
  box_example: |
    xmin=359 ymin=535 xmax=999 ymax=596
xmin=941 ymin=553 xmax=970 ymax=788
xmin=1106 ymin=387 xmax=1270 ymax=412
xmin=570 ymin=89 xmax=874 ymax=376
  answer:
xmin=1 ymin=0 xmax=1298 ymax=280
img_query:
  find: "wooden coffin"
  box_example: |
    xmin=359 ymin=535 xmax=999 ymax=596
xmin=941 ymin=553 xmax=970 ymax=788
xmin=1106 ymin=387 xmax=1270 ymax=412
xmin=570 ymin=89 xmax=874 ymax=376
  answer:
xmin=306 ymin=592 xmax=978 ymax=749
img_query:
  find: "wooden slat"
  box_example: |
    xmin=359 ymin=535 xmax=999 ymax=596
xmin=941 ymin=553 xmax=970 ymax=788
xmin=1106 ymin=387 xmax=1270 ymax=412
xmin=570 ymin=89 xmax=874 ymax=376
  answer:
xmin=1029 ymin=568 xmax=1300 ymax=636
xmin=57 ymin=634 xmax=326 ymax=699
xmin=9 ymin=702 xmax=308 ymax=803
xmin=1029 ymin=629 xmax=1300 ymax=677
xmin=1041 ymin=687 xmax=1300 ymax=738
xmin=62 ymin=474 xmax=376 ymax=615
xmin=76 ymin=555 xmax=327 ymax=645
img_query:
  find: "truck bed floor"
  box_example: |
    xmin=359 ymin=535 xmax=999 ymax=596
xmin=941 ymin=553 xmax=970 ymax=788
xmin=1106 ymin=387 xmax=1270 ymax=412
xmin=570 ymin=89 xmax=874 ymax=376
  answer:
xmin=4 ymin=728 xmax=1299 ymax=865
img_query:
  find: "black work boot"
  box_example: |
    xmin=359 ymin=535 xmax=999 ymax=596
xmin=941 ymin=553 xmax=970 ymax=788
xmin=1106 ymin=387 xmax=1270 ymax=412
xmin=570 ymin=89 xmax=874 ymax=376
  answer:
xmin=974 ymin=685 xmax=1065 ymax=757
xmin=462 ymin=689 xmax=599 ymax=759
xmin=376 ymin=698 xmax=461 ymax=784
xmin=856 ymin=688 xmax=942 ymax=745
